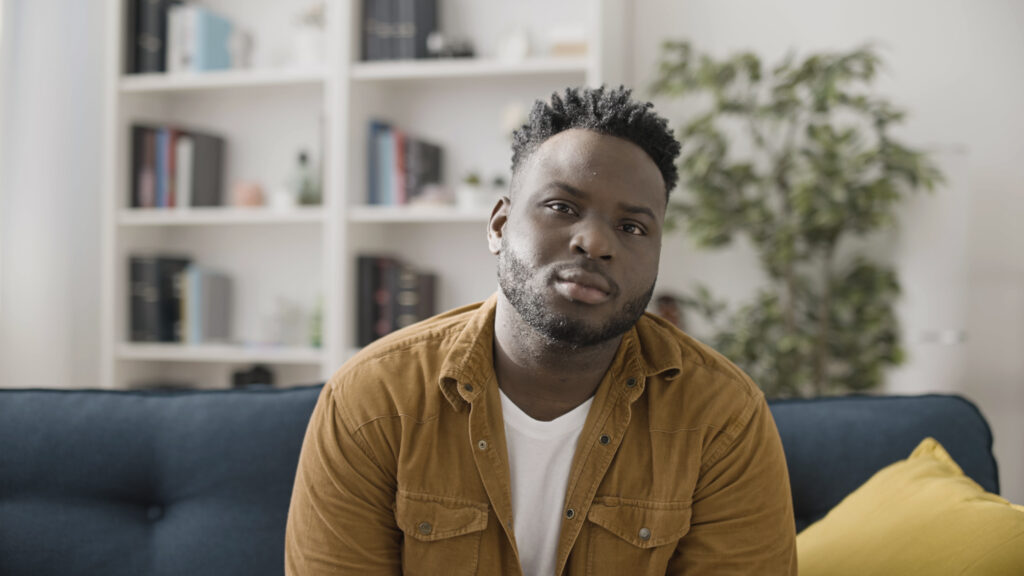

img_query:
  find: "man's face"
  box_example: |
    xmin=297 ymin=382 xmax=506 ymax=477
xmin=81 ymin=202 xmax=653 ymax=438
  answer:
xmin=489 ymin=129 xmax=666 ymax=348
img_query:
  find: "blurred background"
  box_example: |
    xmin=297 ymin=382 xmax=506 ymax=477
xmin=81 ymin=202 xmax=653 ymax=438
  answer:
xmin=0 ymin=1 xmax=1021 ymax=502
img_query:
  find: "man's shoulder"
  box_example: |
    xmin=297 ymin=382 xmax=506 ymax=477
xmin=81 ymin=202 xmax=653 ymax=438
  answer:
xmin=635 ymin=313 xmax=764 ymax=422
xmin=324 ymin=301 xmax=485 ymax=429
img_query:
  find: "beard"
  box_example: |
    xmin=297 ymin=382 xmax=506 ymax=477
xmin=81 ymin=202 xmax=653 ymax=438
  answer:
xmin=497 ymin=239 xmax=655 ymax=349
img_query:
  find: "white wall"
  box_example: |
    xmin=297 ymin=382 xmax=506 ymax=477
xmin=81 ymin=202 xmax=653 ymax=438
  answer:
xmin=634 ymin=0 xmax=1024 ymax=504
xmin=0 ymin=0 xmax=105 ymax=388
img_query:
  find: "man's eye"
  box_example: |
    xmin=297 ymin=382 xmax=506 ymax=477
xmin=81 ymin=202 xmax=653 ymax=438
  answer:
xmin=548 ymin=203 xmax=576 ymax=215
xmin=620 ymin=223 xmax=646 ymax=236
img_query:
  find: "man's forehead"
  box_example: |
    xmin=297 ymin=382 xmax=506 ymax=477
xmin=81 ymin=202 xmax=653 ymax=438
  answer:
xmin=525 ymin=129 xmax=667 ymax=196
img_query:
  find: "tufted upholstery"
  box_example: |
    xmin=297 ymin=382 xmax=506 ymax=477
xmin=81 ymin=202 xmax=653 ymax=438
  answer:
xmin=0 ymin=386 xmax=999 ymax=575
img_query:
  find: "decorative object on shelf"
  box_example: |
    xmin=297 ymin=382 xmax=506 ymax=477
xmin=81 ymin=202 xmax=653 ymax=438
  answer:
xmin=652 ymin=42 xmax=943 ymax=397
xmin=357 ymin=256 xmax=437 ymax=346
xmin=131 ymin=124 xmax=225 ymax=209
xmin=425 ymin=32 xmax=475 ymax=59
xmin=291 ymin=2 xmax=326 ymax=68
xmin=231 ymin=365 xmax=275 ymax=388
xmin=231 ymin=181 xmax=265 ymax=207
xmin=294 ymin=150 xmax=322 ymax=206
xmin=496 ymin=28 xmax=531 ymax=62
xmin=363 ymin=0 xmax=438 ymax=61
xmin=546 ymin=25 xmax=587 ymax=57
xmin=456 ymin=171 xmax=497 ymax=211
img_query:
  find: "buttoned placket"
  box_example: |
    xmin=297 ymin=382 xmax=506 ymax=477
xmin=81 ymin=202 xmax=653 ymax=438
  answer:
xmin=462 ymin=377 xmax=521 ymax=571
xmin=553 ymin=366 xmax=647 ymax=575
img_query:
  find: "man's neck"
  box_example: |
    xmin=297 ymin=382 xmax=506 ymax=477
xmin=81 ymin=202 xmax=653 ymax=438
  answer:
xmin=492 ymin=294 xmax=623 ymax=421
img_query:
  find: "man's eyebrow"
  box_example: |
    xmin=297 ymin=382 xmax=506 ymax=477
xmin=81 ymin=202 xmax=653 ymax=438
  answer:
xmin=547 ymin=181 xmax=657 ymax=221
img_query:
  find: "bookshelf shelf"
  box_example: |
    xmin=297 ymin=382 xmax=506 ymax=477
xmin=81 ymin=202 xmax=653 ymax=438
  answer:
xmin=117 ymin=343 xmax=325 ymax=365
xmin=117 ymin=207 xmax=326 ymax=227
xmin=119 ymin=68 xmax=327 ymax=94
xmin=349 ymin=57 xmax=589 ymax=81
xmin=348 ymin=205 xmax=491 ymax=223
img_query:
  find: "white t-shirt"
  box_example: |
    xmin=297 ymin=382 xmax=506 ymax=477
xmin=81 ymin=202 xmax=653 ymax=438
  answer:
xmin=499 ymin=388 xmax=594 ymax=576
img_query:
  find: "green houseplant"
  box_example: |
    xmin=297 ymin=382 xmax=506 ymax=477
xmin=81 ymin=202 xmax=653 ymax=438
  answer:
xmin=651 ymin=43 xmax=942 ymax=397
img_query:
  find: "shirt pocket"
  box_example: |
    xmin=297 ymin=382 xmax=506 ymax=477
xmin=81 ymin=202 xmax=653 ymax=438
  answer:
xmin=395 ymin=491 xmax=489 ymax=576
xmin=584 ymin=497 xmax=692 ymax=576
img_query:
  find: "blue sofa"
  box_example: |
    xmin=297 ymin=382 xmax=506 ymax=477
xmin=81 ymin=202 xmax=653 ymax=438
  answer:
xmin=0 ymin=385 xmax=999 ymax=576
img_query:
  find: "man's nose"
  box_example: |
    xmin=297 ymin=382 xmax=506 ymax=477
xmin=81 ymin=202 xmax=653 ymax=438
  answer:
xmin=570 ymin=220 xmax=614 ymax=261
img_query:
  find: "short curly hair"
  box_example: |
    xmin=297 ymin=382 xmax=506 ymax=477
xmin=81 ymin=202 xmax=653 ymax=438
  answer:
xmin=511 ymin=86 xmax=680 ymax=198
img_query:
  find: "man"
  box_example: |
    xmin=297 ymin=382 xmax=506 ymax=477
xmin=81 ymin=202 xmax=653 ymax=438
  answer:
xmin=286 ymin=86 xmax=797 ymax=575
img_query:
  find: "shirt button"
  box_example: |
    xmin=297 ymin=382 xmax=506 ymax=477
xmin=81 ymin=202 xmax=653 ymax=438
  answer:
xmin=477 ymin=439 xmax=488 ymax=450
xmin=418 ymin=521 xmax=433 ymax=535
xmin=599 ymin=434 xmax=611 ymax=445
xmin=464 ymin=383 xmax=474 ymax=393
xmin=638 ymin=527 xmax=651 ymax=541
xmin=626 ymin=378 xmax=637 ymax=388
xmin=566 ymin=508 xmax=575 ymax=519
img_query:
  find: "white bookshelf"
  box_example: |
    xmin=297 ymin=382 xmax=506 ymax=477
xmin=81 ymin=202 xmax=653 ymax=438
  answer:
xmin=101 ymin=0 xmax=628 ymax=390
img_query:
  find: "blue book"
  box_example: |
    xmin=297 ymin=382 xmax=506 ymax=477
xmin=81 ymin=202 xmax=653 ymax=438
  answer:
xmin=155 ymin=128 xmax=168 ymax=207
xmin=367 ymin=120 xmax=391 ymax=205
xmin=378 ymin=128 xmax=395 ymax=205
xmin=195 ymin=7 xmax=232 ymax=71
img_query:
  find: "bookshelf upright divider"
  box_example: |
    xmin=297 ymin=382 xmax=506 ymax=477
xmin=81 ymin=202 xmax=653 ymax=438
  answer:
xmin=101 ymin=0 xmax=628 ymax=389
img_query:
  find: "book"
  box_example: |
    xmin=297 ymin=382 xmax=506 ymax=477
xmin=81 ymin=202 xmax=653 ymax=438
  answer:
xmin=393 ymin=0 xmax=437 ymax=60
xmin=129 ymin=255 xmax=191 ymax=342
xmin=134 ymin=0 xmax=179 ymax=74
xmin=166 ymin=5 xmax=233 ymax=72
xmin=188 ymin=131 xmax=224 ymax=206
xmin=175 ymin=135 xmax=194 ymax=208
xmin=182 ymin=265 xmax=233 ymax=344
xmin=356 ymin=255 xmax=437 ymax=345
xmin=130 ymin=123 xmax=224 ymax=209
xmin=367 ymin=120 xmax=391 ymax=204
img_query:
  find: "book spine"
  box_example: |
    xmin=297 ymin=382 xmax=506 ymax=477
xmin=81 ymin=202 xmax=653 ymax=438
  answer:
xmin=175 ymin=135 xmax=194 ymax=207
xmin=195 ymin=7 xmax=233 ymax=71
xmin=125 ymin=0 xmax=139 ymax=73
xmin=167 ymin=129 xmax=178 ymax=207
xmin=391 ymin=264 xmax=421 ymax=330
xmin=413 ymin=0 xmax=438 ymax=59
xmin=367 ymin=121 xmax=389 ymax=205
xmin=377 ymin=127 xmax=395 ymax=205
xmin=130 ymin=125 xmax=146 ymax=207
xmin=137 ymin=0 xmax=173 ymax=73
xmin=378 ymin=0 xmax=394 ymax=60
xmin=416 ymin=272 xmax=437 ymax=320
xmin=373 ymin=257 xmax=397 ymax=339
xmin=393 ymin=0 xmax=414 ymax=60
xmin=188 ymin=131 xmax=225 ymax=206
xmin=129 ymin=256 xmax=161 ymax=341
xmin=357 ymin=256 xmax=377 ymax=346
xmin=158 ymin=257 xmax=191 ymax=342
xmin=362 ymin=0 xmax=378 ymax=61
xmin=141 ymin=128 xmax=156 ymax=207
xmin=393 ymin=129 xmax=406 ymax=205
xmin=155 ymin=128 xmax=167 ymax=208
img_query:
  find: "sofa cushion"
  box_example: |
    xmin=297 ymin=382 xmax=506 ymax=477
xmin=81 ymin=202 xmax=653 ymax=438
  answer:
xmin=0 ymin=385 xmax=322 ymax=576
xmin=797 ymin=437 xmax=1024 ymax=575
xmin=768 ymin=394 xmax=999 ymax=531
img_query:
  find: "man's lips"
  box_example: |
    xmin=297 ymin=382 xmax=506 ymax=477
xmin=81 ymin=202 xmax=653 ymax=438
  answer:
xmin=554 ymin=269 xmax=614 ymax=305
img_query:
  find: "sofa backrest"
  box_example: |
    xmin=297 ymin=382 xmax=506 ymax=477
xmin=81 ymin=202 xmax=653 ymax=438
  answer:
xmin=0 ymin=385 xmax=322 ymax=576
xmin=769 ymin=394 xmax=999 ymax=531
xmin=0 ymin=386 xmax=998 ymax=575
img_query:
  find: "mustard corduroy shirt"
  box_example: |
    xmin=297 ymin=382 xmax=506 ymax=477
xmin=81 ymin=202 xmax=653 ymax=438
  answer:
xmin=286 ymin=294 xmax=796 ymax=575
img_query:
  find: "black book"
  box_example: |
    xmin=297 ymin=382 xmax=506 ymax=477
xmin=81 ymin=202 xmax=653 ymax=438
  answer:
xmin=158 ymin=257 xmax=191 ymax=342
xmin=136 ymin=0 xmax=177 ymax=74
xmin=356 ymin=256 xmax=378 ymax=346
xmin=394 ymin=0 xmax=437 ymax=59
xmin=125 ymin=0 xmax=138 ymax=73
xmin=373 ymin=257 xmax=399 ymax=340
xmin=188 ymin=131 xmax=225 ymax=207
xmin=377 ymin=0 xmax=395 ymax=60
xmin=363 ymin=0 xmax=381 ymax=61
xmin=129 ymin=256 xmax=161 ymax=341
xmin=130 ymin=125 xmax=149 ymax=207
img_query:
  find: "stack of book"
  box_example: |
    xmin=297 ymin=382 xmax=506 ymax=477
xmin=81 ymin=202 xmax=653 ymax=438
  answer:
xmin=367 ymin=120 xmax=444 ymax=205
xmin=126 ymin=1 xmax=235 ymax=74
xmin=130 ymin=124 xmax=225 ymax=209
xmin=362 ymin=0 xmax=438 ymax=61
xmin=357 ymin=256 xmax=437 ymax=346
xmin=129 ymin=256 xmax=232 ymax=344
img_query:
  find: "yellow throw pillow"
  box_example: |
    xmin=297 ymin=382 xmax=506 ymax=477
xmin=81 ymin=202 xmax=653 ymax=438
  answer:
xmin=797 ymin=437 xmax=1024 ymax=576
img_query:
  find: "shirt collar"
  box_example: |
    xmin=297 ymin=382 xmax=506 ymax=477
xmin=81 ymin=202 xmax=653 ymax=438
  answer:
xmin=437 ymin=293 xmax=686 ymax=411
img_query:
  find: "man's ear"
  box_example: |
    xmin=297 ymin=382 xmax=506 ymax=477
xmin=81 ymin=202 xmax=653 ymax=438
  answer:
xmin=487 ymin=196 xmax=510 ymax=254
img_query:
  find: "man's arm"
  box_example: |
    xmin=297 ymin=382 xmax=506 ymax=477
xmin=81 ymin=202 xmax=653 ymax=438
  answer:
xmin=285 ymin=383 xmax=402 ymax=575
xmin=667 ymin=394 xmax=797 ymax=575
